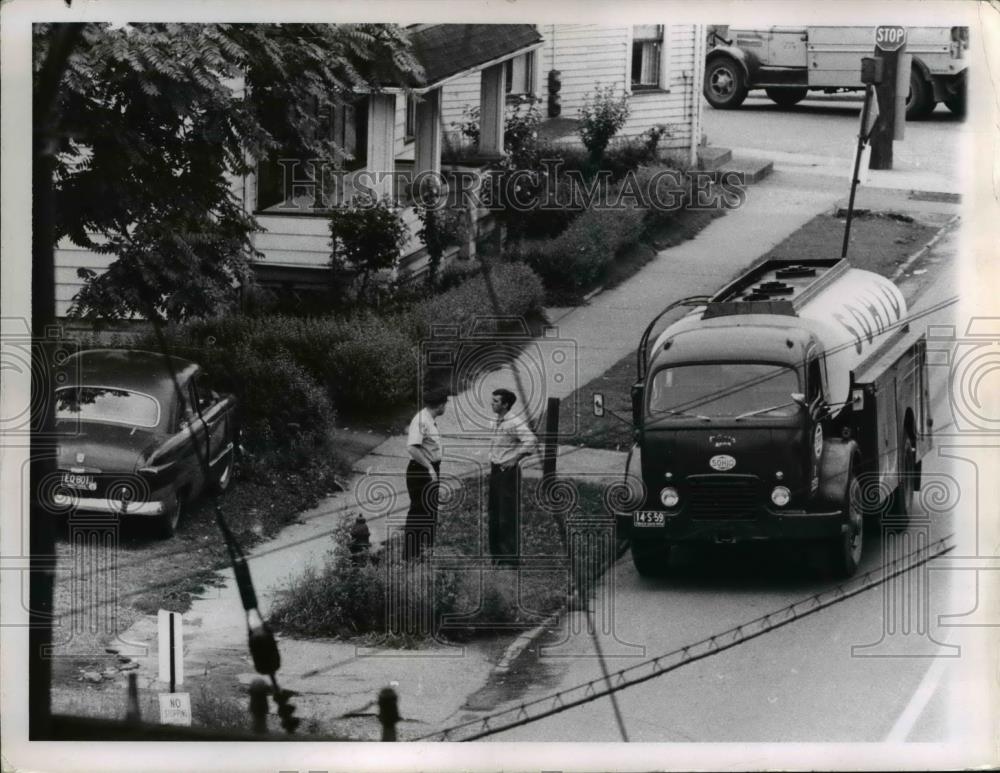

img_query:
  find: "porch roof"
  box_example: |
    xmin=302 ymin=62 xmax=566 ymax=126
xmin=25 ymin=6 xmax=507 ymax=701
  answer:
xmin=404 ymin=24 xmax=543 ymax=90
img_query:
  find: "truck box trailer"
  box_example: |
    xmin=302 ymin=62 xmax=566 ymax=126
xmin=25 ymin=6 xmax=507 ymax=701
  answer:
xmin=626 ymin=258 xmax=931 ymax=578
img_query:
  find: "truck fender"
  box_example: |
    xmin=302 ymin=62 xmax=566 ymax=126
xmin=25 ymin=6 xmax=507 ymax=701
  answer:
xmin=706 ymin=46 xmax=757 ymax=81
xmin=815 ymin=438 xmax=860 ymax=511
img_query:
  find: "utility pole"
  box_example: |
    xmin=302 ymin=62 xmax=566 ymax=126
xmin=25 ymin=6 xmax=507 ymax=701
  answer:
xmin=869 ymin=25 xmax=907 ymax=170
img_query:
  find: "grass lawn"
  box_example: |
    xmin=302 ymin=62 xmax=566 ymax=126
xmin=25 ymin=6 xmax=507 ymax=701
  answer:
xmin=558 ymin=210 xmax=942 ymax=452
xmin=269 ymin=474 xmax=611 ymax=644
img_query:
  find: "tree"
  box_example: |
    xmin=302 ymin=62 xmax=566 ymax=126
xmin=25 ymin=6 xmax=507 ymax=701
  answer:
xmin=328 ymin=195 xmax=410 ymax=303
xmin=33 ymin=23 xmax=423 ymax=322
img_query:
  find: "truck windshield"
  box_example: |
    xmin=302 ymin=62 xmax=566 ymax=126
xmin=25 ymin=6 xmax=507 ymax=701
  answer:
xmin=648 ymin=362 xmax=800 ymax=418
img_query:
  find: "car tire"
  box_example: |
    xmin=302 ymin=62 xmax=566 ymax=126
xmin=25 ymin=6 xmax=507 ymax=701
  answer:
xmin=631 ymin=540 xmax=671 ymax=577
xmin=704 ymin=58 xmax=748 ymax=109
xmin=906 ymin=69 xmax=936 ymax=119
xmin=765 ymin=87 xmax=807 ymax=107
xmin=827 ymin=470 xmax=863 ymax=579
xmin=211 ymin=447 xmax=234 ymax=495
xmin=157 ymin=497 xmax=183 ymax=539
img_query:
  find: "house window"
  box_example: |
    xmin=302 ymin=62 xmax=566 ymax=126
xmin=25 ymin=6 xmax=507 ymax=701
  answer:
xmin=505 ymin=53 xmax=534 ymax=97
xmin=255 ymin=97 xmax=367 ymax=211
xmin=631 ymin=25 xmax=665 ymax=90
xmin=405 ymin=95 xmax=416 ymax=142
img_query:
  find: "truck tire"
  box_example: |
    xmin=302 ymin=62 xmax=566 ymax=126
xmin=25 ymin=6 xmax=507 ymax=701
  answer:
xmin=631 ymin=541 xmax=671 ymax=577
xmin=827 ymin=470 xmax=864 ymax=579
xmin=906 ymin=69 xmax=936 ymax=119
xmin=704 ymin=58 xmax=748 ymax=109
xmin=765 ymin=87 xmax=807 ymax=107
xmin=944 ymin=87 xmax=966 ymax=117
xmin=891 ymin=435 xmax=917 ymax=517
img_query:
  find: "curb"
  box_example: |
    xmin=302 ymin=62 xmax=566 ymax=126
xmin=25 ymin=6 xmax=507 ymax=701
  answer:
xmin=492 ymin=611 xmax=563 ymax=675
xmin=890 ymin=213 xmax=960 ymax=282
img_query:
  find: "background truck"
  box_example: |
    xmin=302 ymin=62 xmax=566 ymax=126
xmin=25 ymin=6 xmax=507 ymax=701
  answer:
xmin=704 ymin=25 xmax=969 ymax=117
xmin=627 ymin=258 xmax=932 ymax=578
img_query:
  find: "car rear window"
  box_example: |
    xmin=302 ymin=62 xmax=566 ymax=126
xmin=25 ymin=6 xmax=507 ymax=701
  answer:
xmin=56 ymin=386 xmax=161 ymax=428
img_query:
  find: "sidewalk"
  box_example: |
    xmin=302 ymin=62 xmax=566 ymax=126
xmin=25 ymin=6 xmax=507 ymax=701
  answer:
xmin=117 ymin=155 xmax=964 ymax=738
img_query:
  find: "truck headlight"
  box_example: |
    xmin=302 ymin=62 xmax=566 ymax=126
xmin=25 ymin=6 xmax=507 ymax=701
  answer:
xmin=660 ymin=486 xmax=680 ymax=508
xmin=771 ymin=486 xmax=791 ymax=507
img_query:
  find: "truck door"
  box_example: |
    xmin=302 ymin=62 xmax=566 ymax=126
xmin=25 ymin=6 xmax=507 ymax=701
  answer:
xmin=767 ymin=27 xmax=807 ymax=69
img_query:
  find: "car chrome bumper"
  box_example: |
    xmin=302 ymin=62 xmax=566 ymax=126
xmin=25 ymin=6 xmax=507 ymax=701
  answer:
xmin=53 ymin=494 xmax=165 ymax=516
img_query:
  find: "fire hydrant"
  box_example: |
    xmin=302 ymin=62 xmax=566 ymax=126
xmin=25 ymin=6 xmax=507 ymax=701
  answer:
xmin=349 ymin=513 xmax=371 ymax=564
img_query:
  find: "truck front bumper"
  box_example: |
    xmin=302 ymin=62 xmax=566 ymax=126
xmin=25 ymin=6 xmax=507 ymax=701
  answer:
xmin=624 ymin=508 xmax=847 ymax=544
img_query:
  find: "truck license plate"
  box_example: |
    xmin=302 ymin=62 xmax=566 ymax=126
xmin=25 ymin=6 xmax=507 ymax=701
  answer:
xmin=62 ymin=473 xmax=96 ymax=491
xmin=633 ymin=511 xmax=665 ymax=527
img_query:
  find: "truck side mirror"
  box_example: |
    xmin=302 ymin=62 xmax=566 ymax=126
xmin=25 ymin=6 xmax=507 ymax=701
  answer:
xmin=630 ymin=382 xmax=645 ymax=429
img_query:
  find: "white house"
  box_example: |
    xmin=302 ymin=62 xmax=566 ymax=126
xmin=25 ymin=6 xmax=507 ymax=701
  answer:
xmin=439 ymin=24 xmax=707 ymax=167
xmin=54 ymin=23 xmax=707 ymax=316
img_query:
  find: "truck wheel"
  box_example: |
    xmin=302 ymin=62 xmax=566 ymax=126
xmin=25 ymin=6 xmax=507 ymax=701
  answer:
xmin=944 ymin=88 xmax=966 ymax=117
xmin=828 ymin=473 xmax=863 ymax=578
xmin=704 ymin=58 xmax=748 ymax=109
xmin=891 ymin=436 xmax=917 ymax=517
xmin=765 ymin=87 xmax=807 ymax=107
xmin=631 ymin=541 xmax=671 ymax=577
xmin=906 ymin=69 xmax=936 ymax=119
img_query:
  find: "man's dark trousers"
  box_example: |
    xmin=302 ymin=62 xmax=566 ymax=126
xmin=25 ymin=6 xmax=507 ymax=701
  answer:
xmin=404 ymin=460 xmax=439 ymax=559
xmin=488 ymin=463 xmax=520 ymax=561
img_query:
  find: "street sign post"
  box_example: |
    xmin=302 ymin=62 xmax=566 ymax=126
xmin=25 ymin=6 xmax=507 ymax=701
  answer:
xmin=157 ymin=609 xmax=184 ymax=691
xmin=870 ymin=26 xmax=907 ymax=169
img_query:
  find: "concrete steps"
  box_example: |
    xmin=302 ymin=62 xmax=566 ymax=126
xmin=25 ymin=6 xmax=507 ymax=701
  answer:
xmin=699 ymin=145 xmax=774 ymax=184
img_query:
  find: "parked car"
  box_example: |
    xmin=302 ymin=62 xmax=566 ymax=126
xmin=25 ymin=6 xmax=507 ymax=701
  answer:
xmin=51 ymin=349 xmax=239 ymax=537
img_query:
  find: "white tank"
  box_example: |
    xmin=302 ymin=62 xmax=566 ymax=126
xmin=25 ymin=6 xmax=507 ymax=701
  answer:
xmin=796 ymin=267 xmax=907 ymax=410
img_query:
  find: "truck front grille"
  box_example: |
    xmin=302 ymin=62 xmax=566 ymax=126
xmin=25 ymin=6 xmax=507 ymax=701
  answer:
xmin=686 ymin=475 xmax=762 ymax=519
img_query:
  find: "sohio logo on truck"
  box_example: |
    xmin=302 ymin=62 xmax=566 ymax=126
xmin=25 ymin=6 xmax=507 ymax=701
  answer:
xmin=709 ymin=454 xmax=737 ymax=471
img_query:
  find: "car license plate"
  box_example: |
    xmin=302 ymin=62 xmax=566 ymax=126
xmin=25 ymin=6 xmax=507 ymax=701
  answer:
xmin=62 ymin=473 xmax=97 ymax=491
xmin=633 ymin=511 xmax=665 ymax=527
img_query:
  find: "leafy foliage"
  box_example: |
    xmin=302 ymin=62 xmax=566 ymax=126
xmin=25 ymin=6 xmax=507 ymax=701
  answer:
xmin=34 ymin=22 xmax=423 ymax=321
xmin=328 ymin=195 xmax=410 ymax=302
xmin=577 ymin=84 xmax=631 ymax=163
xmin=415 ymin=205 xmax=467 ymax=287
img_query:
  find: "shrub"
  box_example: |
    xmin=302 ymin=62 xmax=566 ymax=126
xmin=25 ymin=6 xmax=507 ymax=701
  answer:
xmin=520 ymin=195 xmax=645 ymax=299
xmin=415 ymin=205 xmax=467 ymax=287
xmin=455 ymin=97 xmax=543 ymax=166
xmin=329 ymin=195 xmax=410 ymax=303
xmin=577 ymin=85 xmax=631 ymax=164
xmin=412 ymin=261 xmax=545 ymax=336
xmin=325 ymin=315 xmax=419 ymax=415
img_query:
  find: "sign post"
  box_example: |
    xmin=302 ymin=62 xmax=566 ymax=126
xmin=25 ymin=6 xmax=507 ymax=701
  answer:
xmin=870 ymin=25 xmax=907 ymax=169
xmin=157 ymin=609 xmax=191 ymax=726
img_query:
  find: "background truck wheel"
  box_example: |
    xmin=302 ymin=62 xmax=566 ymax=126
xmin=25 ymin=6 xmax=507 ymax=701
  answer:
xmin=906 ymin=69 xmax=936 ymax=119
xmin=828 ymin=472 xmax=864 ymax=578
xmin=944 ymin=87 xmax=966 ymax=117
xmin=631 ymin=541 xmax=671 ymax=577
xmin=765 ymin=87 xmax=807 ymax=107
xmin=704 ymin=58 xmax=748 ymax=109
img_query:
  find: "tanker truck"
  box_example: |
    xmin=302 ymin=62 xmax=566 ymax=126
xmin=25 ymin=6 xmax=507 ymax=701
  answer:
xmin=625 ymin=258 xmax=931 ymax=578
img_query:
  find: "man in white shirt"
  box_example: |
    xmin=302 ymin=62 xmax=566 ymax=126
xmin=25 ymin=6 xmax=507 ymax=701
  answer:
xmin=404 ymin=387 xmax=448 ymax=560
xmin=487 ymin=388 xmax=538 ymax=565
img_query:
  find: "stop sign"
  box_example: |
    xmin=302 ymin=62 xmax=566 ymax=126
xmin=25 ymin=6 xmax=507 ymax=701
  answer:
xmin=875 ymin=25 xmax=907 ymax=51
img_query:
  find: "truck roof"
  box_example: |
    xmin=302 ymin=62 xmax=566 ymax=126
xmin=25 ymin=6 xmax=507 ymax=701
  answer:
xmin=649 ymin=316 xmax=814 ymax=370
